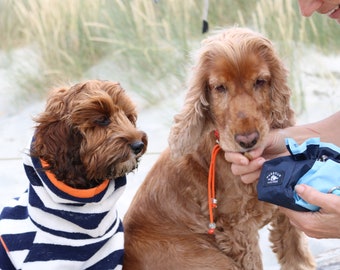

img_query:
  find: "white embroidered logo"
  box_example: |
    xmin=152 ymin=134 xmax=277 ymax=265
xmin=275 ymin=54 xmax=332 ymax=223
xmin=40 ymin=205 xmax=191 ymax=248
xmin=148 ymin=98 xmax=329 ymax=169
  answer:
xmin=265 ymin=171 xmax=283 ymax=185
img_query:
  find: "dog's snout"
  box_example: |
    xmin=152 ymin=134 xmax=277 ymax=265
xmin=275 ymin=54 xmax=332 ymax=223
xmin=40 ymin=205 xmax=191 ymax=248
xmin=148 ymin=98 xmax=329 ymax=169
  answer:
xmin=130 ymin=141 xmax=145 ymax=155
xmin=235 ymin=131 xmax=259 ymax=149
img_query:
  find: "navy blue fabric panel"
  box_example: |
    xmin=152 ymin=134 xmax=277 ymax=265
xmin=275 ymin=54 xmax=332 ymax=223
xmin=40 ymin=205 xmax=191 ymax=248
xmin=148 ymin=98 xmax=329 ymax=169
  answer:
xmin=115 ymin=176 xmax=127 ymax=190
xmin=24 ymin=163 xmax=41 ymax=186
xmin=86 ymin=249 xmax=124 ymax=270
xmin=24 ymin=237 xmax=109 ymax=262
xmin=28 ymin=186 xmax=108 ymax=230
xmin=29 ymin=216 xmax=118 ymax=240
xmin=0 ymin=205 xmax=29 ymax=220
xmin=2 ymin=232 xmax=36 ymax=251
xmin=319 ymin=146 xmax=340 ymax=161
xmin=257 ymin=155 xmax=312 ymax=211
xmin=0 ymin=243 xmax=16 ymax=270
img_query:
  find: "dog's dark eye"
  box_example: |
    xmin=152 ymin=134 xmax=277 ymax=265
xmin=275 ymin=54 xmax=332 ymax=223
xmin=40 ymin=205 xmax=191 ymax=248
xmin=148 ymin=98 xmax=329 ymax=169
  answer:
xmin=94 ymin=115 xmax=111 ymax=126
xmin=254 ymin=79 xmax=266 ymax=89
xmin=215 ymin=85 xmax=227 ymax=92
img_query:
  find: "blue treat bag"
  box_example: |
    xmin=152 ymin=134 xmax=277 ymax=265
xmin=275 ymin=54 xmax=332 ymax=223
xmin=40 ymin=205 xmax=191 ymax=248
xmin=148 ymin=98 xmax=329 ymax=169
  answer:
xmin=257 ymin=138 xmax=340 ymax=211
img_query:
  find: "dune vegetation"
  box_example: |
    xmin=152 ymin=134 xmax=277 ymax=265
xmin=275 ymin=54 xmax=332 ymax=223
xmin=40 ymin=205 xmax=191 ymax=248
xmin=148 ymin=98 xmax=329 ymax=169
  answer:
xmin=1 ymin=0 xmax=339 ymax=111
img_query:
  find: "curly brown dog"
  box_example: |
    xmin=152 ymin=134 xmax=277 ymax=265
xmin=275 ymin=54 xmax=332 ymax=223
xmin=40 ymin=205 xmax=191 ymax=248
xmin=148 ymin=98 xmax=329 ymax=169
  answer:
xmin=123 ymin=28 xmax=315 ymax=269
xmin=0 ymin=80 xmax=147 ymax=269
xmin=32 ymin=80 xmax=148 ymax=189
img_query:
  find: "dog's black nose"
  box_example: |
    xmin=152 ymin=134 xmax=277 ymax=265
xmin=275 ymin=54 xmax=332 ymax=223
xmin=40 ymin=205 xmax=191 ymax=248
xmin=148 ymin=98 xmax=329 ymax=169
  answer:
xmin=235 ymin=131 xmax=259 ymax=149
xmin=130 ymin=141 xmax=145 ymax=155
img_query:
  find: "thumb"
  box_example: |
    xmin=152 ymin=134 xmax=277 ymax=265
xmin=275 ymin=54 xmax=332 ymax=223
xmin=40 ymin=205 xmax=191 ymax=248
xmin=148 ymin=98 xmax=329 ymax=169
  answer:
xmin=295 ymin=184 xmax=333 ymax=210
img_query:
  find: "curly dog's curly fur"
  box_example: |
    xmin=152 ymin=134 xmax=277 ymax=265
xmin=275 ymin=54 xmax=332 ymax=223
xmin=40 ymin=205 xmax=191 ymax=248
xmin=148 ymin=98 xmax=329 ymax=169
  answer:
xmin=123 ymin=28 xmax=315 ymax=269
xmin=32 ymin=80 xmax=148 ymax=189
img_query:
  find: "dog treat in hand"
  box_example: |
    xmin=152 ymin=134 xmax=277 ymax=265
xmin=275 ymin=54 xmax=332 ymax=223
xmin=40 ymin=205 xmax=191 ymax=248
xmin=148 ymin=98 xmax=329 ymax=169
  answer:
xmin=243 ymin=152 xmax=253 ymax=161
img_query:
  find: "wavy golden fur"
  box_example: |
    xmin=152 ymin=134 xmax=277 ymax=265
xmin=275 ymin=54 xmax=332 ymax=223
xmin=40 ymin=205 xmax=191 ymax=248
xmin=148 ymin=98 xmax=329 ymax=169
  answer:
xmin=123 ymin=28 xmax=315 ymax=269
xmin=32 ymin=80 xmax=147 ymax=189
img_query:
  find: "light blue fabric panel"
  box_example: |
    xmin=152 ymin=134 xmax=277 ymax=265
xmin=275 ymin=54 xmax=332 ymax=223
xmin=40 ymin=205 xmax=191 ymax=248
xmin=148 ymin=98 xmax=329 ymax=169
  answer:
xmin=294 ymin=159 xmax=340 ymax=211
xmin=286 ymin=137 xmax=340 ymax=211
xmin=285 ymin=137 xmax=321 ymax=155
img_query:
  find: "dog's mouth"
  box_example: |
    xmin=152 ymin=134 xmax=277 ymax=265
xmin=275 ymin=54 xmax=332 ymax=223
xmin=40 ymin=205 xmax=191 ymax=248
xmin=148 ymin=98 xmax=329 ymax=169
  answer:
xmin=107 ymin=156 xmax=142 ymax=179
xmin=85 ymin=137 xmax=147 ymax=186
xmin=217 ymin=130 xmax=261 ymax=153
xmin=215 ymin=128 xmax=267 ymax=162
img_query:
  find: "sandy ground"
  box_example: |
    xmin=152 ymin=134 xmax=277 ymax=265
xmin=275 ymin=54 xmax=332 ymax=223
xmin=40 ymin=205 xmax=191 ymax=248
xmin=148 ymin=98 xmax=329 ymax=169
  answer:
xmin=0 ymin=46 xmax=340 ymax=268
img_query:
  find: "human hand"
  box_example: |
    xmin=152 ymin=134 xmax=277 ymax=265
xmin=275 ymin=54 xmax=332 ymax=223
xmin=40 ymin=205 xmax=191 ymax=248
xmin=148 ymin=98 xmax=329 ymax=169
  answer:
xmin=224 ymin=148 xmax=266 ymax=184
xmin=224 ymin=129 xmax=288 ymax=184
xmin=280 ymin=184 xmax=340 ymax=239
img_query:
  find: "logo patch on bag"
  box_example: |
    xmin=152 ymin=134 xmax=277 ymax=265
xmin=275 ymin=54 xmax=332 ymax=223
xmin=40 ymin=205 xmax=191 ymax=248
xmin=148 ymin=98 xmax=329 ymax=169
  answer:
xmin=263 ymin=171 xmax=284 ymax=186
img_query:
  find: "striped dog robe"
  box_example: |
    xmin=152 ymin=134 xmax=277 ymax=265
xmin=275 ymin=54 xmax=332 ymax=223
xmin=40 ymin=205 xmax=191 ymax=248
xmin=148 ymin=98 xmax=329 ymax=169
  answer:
xmin=0 ymin=152 xmax=126 ymax=269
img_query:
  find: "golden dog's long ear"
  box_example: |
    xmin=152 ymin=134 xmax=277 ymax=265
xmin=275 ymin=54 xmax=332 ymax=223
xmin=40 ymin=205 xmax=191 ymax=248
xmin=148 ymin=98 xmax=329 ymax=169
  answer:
xmin=264 ymin=47 xmax=295 ymax=129
xmin=168 ymin=48 xmax=214 ymax=159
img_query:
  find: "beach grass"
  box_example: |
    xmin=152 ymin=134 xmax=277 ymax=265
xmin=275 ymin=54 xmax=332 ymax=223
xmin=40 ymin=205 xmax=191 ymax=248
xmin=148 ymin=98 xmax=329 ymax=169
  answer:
xmin=0 ymin=0 xmax=339 ymax=110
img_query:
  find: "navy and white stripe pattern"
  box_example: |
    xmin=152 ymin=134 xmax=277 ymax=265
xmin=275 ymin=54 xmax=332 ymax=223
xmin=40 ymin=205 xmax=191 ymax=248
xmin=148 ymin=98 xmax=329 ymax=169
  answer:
xmin=0 ymin=150 xmax=126 ymax=270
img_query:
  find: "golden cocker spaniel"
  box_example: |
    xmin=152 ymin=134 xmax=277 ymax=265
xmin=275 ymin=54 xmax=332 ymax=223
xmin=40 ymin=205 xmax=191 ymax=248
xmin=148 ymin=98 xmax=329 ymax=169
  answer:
xmin=123 ymin=28 xmax=315 ymax=270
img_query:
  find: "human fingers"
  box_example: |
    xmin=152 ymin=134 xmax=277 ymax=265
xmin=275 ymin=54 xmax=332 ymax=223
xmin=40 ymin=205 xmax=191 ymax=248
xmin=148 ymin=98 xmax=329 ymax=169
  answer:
xmin=224 ymin=151 xmax=249 ymax=166
xmin=295 ymin=184 xmax=339 ymax=211
xmin=224 ymin=145 xmax=265 ymax=165
xmin=239 ymin=169 xmax=262 ymax=184
xmin=231 ymin=157 xmax=265 ymax=184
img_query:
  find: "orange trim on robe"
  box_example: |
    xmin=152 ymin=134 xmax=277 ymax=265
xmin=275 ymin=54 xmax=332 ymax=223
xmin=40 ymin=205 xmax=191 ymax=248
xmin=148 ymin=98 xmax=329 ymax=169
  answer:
xmin=40 ymin=159 xmax=109 ymax=198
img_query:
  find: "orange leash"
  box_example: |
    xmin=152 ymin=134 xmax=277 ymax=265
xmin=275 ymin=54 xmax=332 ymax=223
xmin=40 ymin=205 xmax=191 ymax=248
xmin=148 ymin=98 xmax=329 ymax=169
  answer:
xmin=207 ymin=142 xmax=221 ymax=234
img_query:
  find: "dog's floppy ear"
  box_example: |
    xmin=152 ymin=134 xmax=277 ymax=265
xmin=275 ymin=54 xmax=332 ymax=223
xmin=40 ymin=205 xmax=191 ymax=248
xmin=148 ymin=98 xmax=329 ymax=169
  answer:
xmin=168 ymin=48 xmax=214 ymax=159
xmin=31 ymin=85 xmax=83 ymax=176
xmin=260 ymin=41 xmax=295 ymax=129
